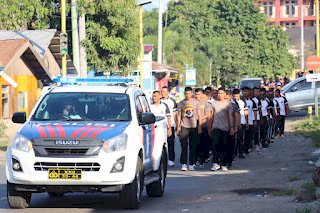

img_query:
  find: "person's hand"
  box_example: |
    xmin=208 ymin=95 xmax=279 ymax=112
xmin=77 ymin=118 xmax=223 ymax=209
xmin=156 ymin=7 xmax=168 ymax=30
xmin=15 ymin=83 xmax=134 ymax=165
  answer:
xmin=176 ymin=127 xmax=181 ymax=136
xmin=168 ymin=128 xmax=172 ymax=137
xmin=246 ymin=123 xmax=249 ymax=130
xmin=208 ymin=129 xmax=212 ymax=138
xmin=254 ymin=121 xmax=258 ymax=128
xmin=198 ymin=126 xmax=202 ymax=134
xmin=230 ymin=127 xmax=235 ymax=136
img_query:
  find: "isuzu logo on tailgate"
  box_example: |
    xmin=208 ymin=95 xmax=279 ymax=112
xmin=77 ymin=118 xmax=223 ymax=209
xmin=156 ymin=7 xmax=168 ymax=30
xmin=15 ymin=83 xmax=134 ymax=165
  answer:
xmin=55 ymin=140 xmax=80 ymax=145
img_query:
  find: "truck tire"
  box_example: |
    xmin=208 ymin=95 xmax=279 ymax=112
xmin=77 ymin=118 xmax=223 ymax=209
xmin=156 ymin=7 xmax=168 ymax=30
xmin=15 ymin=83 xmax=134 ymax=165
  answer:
xmin=7 ymin=182 xmax=31 ymax=209
xmin=146 ymin=150 xmax=167 ymax=197
xmin=48 ymin=192 xmax=64 ymax=197
xmin=120 ymin=157 xmax=143 ymax=209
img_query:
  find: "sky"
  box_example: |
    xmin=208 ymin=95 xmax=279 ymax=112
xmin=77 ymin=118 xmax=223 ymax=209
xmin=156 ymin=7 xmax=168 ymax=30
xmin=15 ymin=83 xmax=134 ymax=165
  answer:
xmin=144 ymin=0 xmax=171 ymax=11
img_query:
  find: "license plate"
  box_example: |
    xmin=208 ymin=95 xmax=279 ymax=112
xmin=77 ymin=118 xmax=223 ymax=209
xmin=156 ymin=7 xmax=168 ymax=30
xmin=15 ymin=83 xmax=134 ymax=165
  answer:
xmin=48 ymin=169 xmax=82 ymax=180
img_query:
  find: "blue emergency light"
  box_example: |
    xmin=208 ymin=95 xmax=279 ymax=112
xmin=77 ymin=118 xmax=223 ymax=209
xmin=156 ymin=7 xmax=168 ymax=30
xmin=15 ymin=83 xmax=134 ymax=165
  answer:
xmin=53 ymin=77 xmax=134 ymax=85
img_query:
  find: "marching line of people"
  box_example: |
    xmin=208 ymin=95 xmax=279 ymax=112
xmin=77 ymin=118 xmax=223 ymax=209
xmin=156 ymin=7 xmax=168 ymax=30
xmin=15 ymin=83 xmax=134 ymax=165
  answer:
xmin=150 ymin=85 xmax=289 ymax=172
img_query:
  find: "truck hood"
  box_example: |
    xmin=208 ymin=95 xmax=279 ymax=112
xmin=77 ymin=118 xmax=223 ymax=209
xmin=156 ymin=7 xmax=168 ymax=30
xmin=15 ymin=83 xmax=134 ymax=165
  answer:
xmin=19 ymin=121 xmax=130 ymax=141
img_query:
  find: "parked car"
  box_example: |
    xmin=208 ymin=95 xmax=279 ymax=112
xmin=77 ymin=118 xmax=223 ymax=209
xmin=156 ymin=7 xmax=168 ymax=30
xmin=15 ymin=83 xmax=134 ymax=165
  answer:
xmin=239 ymin=77 xmax=263 ymax=89
xmin=282 ymin=77 xmax=320 ymax=111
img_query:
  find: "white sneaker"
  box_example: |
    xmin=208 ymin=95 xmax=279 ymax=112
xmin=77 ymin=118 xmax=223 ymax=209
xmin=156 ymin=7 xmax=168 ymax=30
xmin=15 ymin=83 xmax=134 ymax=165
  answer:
xmin=211 ymin=163 xmax=221 ymax=171
xmin=181 ymin=164 xmax=188 ymax=171
xmin=168 ymin=160 xmax=175 ymax=167
xmin=189 ymin=165 xmax=195 ymax=171
xmin=255 ymin=145 xmax=260 ymax=152
xmin=221 ymin=166 xmax=228 ymax=171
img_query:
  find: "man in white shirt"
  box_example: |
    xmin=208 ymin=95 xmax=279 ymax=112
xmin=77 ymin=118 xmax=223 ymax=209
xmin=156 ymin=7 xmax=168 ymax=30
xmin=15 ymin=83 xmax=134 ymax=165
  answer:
xmin=161 ymin=86 xmax=177 ymax=167
xmin=151 ymin=91 xmax=172 ymax=138
xmin=274 ymin=89 xmax=289 ymax=138
xmin=233 ymin=89 xmax=247 ymax=159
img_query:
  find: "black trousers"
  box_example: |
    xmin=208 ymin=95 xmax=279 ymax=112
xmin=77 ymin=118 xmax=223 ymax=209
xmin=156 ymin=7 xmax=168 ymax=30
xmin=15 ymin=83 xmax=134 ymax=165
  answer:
xmin=244 ymin=125 xmax=254 ymax=152
xmin=197 ymin=127 xmax=210 ymax=164
xmin=179 ymin=127 xmax=199 ymax=165
xmin=254 ymin=120 xmax=261 ymax=145
xmin=168 ymin=127 xmax=175 ymax=161
xmin=276 ymin=115 xmax=286 ymax=135
xmin=260 ymin=116 xmax=269 ymax=146
xmin=236 ymin=125 xmax=246 ymax=156
xmin=212 ymin=129 xmax=232 ymax=166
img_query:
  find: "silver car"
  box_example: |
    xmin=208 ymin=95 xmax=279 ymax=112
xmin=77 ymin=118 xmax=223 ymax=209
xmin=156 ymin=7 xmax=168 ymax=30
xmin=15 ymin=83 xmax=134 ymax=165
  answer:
xmin=282 ymin=77 xmax=320 ymax=111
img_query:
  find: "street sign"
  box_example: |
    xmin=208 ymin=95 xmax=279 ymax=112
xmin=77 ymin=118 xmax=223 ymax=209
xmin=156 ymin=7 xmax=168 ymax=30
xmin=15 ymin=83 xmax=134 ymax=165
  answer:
xmin=306 ymin=55 xmax=320 ymax=70
xmin=185 ymin=66 xmax=196 ymax=86
xmin=306 ymin=73 xmax=320 ymax=82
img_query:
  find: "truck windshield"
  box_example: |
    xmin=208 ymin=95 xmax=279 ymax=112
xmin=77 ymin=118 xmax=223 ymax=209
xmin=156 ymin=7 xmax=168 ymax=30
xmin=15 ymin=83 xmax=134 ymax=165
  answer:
xmin=32 ymin=93 xmax=131 ymax=122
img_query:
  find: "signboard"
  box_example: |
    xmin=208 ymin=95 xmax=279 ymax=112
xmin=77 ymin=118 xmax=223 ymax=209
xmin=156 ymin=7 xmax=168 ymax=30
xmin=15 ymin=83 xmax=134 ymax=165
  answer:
xmin=137 ymin=0 xmax=152 ymax=5
xmin=185 ymin=67 xmax=196 ymax=86
xmin=306 ymin=55 xmax=320 ymax=70
xmin=306 ymin=73 xmax=320 ymax=82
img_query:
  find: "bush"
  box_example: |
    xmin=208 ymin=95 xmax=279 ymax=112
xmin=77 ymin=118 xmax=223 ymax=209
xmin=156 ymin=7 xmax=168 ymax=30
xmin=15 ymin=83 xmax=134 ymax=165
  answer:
xmin=295 ymin=117 xmax=320 ymax=147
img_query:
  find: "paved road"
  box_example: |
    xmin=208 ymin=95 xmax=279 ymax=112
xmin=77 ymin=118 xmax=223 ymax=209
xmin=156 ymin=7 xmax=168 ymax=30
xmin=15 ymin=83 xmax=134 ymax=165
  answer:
xmin=0 ymin=112 xmax=315 ymax=212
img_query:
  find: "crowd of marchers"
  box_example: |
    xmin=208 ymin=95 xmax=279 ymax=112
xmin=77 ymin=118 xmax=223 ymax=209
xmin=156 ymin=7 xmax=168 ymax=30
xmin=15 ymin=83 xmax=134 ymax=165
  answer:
xmin=150 ymin=85 xmax=289 ymax=171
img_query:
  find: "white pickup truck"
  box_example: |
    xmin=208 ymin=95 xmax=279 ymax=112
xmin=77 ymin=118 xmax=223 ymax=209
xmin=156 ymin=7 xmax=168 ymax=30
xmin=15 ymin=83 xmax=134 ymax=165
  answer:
xmin=6 ymin=78 xmax=168 ymax=209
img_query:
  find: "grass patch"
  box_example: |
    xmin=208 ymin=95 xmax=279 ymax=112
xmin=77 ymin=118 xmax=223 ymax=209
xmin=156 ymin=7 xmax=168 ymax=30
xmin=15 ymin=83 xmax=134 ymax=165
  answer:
xmin=290 ymin=176 xmax=302 ymax=182
xmin=271 ymin=188 xmax=297 ymax=196
xmin=0 ymin=139 xmax=8 ymax=151
xmin=295 ymin=117 xmax=320 ymax=147
xmin=296 ymin=205 xmax=313 ymax=213
xmin=301 ymin=182 xmax=317 ymax=194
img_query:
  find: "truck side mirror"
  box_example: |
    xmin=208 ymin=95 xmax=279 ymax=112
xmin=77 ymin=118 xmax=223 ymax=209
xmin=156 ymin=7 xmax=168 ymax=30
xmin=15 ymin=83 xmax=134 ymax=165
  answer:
xmin=12 ymin=112 xmax=27 ymax=124
xmin=139 ymin=112 xmax=156 ymax=125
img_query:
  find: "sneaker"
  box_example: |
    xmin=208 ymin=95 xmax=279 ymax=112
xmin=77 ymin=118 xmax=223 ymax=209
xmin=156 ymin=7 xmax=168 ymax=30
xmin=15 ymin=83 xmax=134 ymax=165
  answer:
xmin=189 ymin=165 xmax=195 ymax=171
xmin=196 ymin=161 xmax=200 ymax=166
xmin=248 ymin=148 xmax=252 ymax=152
xmin=168 ymin=160 xmax=175 ymax=167
xmin=255 ymin=145 xmax=260 ymax=152
xmin=181 ymin=164 xmax=188 ymax=171
xmin=221 ymin=166 xmax=228 ymax=171
xmin=205 ymin=158 xmax=211 ymax=163
xmin=211 ymin=163 xmax=221 ymax=171
xmin=281 ymin=134 xmax=284 ymax=138
xmin=259 ymin=143 xmax=262 ymax=149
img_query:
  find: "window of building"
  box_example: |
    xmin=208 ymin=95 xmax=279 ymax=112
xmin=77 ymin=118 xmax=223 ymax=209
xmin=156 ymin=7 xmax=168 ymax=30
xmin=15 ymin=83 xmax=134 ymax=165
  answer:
xmin=263 ymin=1 xmax=274 ymax=17
xmin=17 ymin=92 xmax=28 ymax=109
xmin=282 ymin=22 xmax=297 ymax=28
xmin=2 ymin=86 xmax=9 ymax=118
xmin=285 ymin=0 xmax=297 ymax=16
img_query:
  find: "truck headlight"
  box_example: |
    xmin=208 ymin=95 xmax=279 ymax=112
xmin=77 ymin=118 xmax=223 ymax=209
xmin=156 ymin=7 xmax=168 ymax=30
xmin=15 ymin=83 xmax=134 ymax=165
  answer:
xmin=12 ymin=134 xmax=33 ymax=152
xmin=102 ymin=134 xmax=127 ymax=153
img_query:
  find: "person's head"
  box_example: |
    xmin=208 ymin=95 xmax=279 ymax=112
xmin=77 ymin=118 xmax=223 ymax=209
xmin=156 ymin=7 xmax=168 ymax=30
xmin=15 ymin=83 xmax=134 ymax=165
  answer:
xmin=254 ymin=87 xmax=260 ymax=97
xmin=184 ymin=87 xmax=193 ymax=100
xmin=217 ymin=87 xmax=226 ymax=101
xmin=63 ymin=100 xmax=76 ymax=116
xmin=195 ymin=88 xmax=203 ymax=101
xmin=268 ymin=88 xmax=274 ymax=99
xmin=205 ymin=87 xmax=212 ymax=98
xmin=225 ymin=90 xmax=232 ymax=101
xmin=233 ymin=89 xmax=240 ymax=101
xmin=275 ymin=77 xmax=280 ymax=82
xmin=152 ymin=91 xmax=161 ymax=104
xmin=241 ymin=86 xmax=250 ymax=98
xmin=161 ymin=86 xmax=169 ymax=99
xmin=260 ymin=88 xmax=267 ymax=98
xmin=212 ymin=89 xmax=218 ymax=100
xmin=275 ymin=89 xmax=281 ymax=97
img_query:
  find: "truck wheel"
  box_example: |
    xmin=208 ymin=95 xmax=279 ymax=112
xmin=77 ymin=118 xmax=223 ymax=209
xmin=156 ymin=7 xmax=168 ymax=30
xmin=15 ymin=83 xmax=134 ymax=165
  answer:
xmin=146 ymin=150 xmax=167 ymax=197
xmin=7 ymin=182 xmax=31 ymax=209
xmin=48 ymin=192 xmax=64 ymax=197
xmin=120 ymin=157 xmax=143 ymax=209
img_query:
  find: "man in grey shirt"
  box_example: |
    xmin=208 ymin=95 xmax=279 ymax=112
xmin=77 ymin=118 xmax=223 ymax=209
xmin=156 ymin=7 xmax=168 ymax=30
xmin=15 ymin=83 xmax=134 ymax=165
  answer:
xmin=208 ymin=87 xmax=234 ymax=171
xmin=176 ymin=87 xmax=202 ymax=171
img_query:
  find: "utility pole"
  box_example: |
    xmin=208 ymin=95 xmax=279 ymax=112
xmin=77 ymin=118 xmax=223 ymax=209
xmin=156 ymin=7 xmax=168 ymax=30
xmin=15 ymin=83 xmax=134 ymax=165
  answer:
xmin=300 ymin=3 xmax=304 ymax=72
xmin=61 ymin=0 xmax=67 ymax=78
xmin=316 ymin=0 xmax=320 ymax=117
xmin=139 ymin=5 xmax=144 ymax=88
xmin=71 ymin=0 xmax=80 ymax=74
xmin=79 ymin=13 xmax=87 ymax=77
xmin=157 ymin=0 xmax=163 ymax=64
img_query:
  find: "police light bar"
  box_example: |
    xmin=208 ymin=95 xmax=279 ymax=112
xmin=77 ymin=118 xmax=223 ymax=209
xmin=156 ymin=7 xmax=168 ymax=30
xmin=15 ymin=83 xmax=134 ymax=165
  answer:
xmin=53 ymin=77 xmax=134 ymax=85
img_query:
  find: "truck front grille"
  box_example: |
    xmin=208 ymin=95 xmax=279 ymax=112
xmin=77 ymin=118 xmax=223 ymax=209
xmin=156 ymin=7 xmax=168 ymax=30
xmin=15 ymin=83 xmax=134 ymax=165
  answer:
xmin=45 ymin=148 xmax=89 ymax=155
xmin=34 ymin=162 xmax=101 ymax=171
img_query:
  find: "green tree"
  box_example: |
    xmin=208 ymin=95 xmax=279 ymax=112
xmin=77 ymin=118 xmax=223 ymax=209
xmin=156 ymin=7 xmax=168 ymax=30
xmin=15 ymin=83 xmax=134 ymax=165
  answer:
xmin=83 ymin=0 xmax=139 ymax=72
